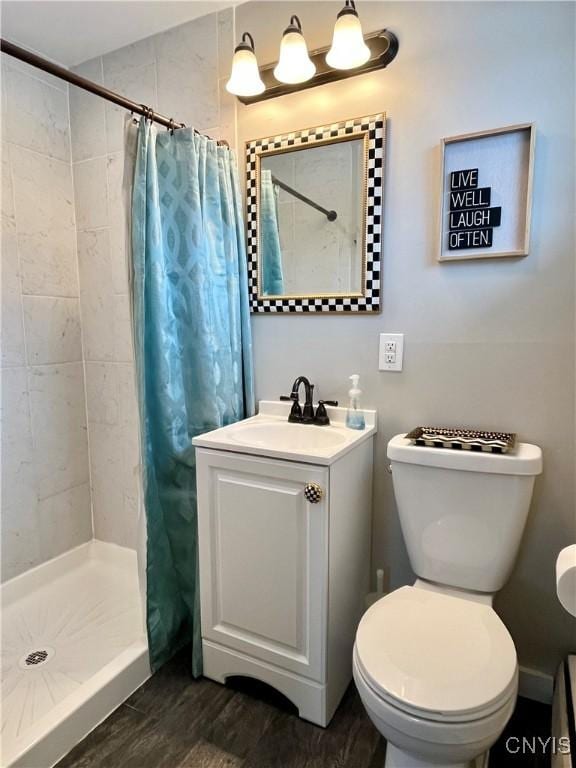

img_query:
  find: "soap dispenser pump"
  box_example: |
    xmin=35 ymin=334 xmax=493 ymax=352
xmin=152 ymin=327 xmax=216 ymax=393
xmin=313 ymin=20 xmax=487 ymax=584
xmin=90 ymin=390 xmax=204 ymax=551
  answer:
xmin=346 ymin=374 xmax=365 ymax=430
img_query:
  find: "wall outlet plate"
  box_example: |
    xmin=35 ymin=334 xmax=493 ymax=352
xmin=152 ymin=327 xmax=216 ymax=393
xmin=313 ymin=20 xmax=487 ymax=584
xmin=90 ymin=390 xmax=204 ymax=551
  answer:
xmin=379 ymin=333 xmax=404 ymax=371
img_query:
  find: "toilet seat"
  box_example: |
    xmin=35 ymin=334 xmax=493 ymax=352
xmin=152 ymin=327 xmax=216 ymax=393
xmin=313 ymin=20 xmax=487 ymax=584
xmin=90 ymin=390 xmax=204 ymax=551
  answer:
xmin=355 ymin=585 xmax=518 ymax=723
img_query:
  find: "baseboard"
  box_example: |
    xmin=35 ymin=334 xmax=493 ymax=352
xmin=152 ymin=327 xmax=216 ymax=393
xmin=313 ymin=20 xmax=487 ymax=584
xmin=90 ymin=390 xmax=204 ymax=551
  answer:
xmin=519 ymin=665 xmax=554 ymax=704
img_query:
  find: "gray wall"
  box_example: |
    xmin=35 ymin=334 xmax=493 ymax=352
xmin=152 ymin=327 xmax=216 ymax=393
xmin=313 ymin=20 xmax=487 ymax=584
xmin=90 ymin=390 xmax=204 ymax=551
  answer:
xmin=236 ymin=1 xmax=576 ymax=678
xmin=1 ymin=57 xmax=91 ymax=580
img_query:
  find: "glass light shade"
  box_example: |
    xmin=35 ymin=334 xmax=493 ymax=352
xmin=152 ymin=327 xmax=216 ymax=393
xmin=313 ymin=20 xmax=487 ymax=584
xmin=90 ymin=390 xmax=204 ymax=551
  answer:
xmin=326 ymin=12 xmax=370 ymax=70
xmin=226 ymin=48 xmax=265 ymax=97
xmin=273 ymin=31 xmax=316 ymax=84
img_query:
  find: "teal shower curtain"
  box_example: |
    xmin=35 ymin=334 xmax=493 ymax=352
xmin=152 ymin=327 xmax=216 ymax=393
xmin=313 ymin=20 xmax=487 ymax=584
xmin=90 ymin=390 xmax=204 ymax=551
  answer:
xmin=260 ymin=170 xmax=284 ymax=295
xmin=131 ymin=120 xmax=254 ymax=675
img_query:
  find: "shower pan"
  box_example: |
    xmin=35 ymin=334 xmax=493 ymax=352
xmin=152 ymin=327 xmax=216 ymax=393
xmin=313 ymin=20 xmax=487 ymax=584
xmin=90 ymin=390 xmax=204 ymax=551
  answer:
xmin=1 ymin=541 xmax=149 ymax=767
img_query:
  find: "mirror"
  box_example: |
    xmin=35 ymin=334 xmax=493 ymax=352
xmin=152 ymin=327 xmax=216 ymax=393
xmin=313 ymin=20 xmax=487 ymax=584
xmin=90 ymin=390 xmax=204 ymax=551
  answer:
xmin=246 ymin=113 xmax=386 ymax=313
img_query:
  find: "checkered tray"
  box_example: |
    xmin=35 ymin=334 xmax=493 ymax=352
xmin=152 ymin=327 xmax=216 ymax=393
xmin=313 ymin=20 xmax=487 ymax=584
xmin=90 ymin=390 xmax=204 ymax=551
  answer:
xmin=405 ymin=426 xmax=516 ymax=454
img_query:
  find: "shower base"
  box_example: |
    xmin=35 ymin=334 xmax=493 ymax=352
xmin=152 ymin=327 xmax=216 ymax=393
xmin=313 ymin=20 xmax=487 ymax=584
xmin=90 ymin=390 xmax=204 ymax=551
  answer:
xmin=2 ymin=540 xmax=150 ymax=768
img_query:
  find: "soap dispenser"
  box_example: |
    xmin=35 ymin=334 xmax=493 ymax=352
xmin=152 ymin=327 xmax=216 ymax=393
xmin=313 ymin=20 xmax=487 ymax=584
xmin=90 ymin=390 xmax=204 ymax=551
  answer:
xmin=346 ymin=374 xmax=365 ymax=430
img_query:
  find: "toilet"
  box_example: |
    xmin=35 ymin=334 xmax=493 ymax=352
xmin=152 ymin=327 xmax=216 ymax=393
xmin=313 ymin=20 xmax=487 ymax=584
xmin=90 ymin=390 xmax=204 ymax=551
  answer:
xmin=353 ymin=434 xmax=543 ymax=768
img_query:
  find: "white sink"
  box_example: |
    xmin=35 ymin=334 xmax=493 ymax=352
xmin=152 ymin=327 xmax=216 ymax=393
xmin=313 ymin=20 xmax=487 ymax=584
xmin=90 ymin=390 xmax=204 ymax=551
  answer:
xmin=192 ymin=400 xmax=377 ymax=465
xmin=227 ymin=421 xmax=349 ymax=452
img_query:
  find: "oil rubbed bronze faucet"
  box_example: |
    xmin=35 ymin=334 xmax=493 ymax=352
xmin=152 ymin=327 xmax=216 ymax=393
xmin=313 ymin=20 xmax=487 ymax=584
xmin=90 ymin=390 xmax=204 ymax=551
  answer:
xmin=288 ymin=376 xmax=315 ymax=423
xmin=280 ymin=377 xmax=338 ymax=425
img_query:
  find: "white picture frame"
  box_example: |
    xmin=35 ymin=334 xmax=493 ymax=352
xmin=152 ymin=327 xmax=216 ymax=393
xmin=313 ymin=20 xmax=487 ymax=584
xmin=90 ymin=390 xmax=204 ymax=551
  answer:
xmin=438 ymin=123 xmax=535 ymax=262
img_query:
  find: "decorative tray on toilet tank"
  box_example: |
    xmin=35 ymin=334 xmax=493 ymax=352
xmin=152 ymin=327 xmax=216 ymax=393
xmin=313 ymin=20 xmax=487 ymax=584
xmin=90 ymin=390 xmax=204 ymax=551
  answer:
xmin=405 ymin=426 xmax=517 ymax=454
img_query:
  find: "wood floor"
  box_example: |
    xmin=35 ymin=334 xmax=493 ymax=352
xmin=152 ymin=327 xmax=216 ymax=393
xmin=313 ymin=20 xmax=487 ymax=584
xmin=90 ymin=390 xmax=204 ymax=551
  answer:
xmin=57 ymin=649 xmax=551 ymax=768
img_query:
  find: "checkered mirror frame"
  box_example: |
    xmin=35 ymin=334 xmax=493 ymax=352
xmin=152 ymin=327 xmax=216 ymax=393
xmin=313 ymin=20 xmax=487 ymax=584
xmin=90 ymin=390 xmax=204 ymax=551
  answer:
xmin=245 ymin=113 xmax=386 ymax=314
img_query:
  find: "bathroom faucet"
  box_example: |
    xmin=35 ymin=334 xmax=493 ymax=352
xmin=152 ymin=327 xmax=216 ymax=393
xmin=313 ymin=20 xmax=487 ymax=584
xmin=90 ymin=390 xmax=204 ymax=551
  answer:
xmin=289 ymin=376 xmax=315 ymax=423
xmin=280 ymin=377 xmax=338 ymax=425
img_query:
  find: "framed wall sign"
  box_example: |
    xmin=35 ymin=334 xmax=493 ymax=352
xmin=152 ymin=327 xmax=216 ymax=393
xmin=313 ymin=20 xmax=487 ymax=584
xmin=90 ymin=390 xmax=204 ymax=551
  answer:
xmin=438 ymin=123 xmax=535 ymax=262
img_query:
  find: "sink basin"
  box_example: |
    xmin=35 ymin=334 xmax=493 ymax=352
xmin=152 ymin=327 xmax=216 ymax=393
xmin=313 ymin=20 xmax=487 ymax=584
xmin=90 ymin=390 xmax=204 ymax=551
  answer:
xmin=192 ymin=401 xmax=377 ymax=465
xmin=227 ymin=421 xmax=348 ymax=452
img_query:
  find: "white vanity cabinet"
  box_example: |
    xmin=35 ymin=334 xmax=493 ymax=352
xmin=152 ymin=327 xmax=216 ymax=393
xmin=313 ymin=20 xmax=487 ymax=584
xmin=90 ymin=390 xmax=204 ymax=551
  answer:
xmin=194 ymin=403 xmax=375 ymax=727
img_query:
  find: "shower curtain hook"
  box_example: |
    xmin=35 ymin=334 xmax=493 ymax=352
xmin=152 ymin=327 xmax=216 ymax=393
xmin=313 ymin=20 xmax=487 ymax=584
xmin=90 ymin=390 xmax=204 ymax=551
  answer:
xmin=169 ymin=118 xmax=175 ymax=135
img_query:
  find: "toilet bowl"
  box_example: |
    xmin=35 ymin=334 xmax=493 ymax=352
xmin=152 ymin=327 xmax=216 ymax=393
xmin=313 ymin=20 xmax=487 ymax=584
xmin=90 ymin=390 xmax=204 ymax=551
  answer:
xmin=354 ymin=435 xmax=542 ymax=767
xmin=353 ymin=584 xmax=518 ymax=767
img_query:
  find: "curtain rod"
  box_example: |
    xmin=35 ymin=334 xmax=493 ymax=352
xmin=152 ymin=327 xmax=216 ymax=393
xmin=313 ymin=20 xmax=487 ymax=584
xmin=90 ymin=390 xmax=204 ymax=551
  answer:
xmin=0 ymin=38 xmax=229 ymax=146
xmin=272 ymin=175 xmax=337 ymax=222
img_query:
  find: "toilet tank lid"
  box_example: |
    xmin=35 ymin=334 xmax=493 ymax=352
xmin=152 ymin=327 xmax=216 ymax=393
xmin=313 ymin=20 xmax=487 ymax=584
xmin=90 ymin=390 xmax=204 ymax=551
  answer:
xmin=387 ymin=434 xmax=542 ymax=475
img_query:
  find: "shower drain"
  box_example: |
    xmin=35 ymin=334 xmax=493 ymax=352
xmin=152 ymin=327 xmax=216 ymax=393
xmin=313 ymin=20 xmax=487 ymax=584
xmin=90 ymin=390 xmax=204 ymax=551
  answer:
xmin=18 ymin=646 xmax=55 ymax=670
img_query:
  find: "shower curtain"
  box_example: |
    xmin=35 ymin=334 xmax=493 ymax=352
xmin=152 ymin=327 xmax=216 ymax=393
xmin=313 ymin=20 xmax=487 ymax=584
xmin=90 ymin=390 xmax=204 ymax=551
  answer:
xmin=260 ymin=170 xmax=284 ymax=295
xmin=131 ymin=120 xmax=254 ymax=675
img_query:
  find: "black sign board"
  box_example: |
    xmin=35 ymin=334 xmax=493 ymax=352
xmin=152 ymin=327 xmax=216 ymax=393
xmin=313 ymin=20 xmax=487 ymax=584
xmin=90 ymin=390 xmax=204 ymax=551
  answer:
xmin=446 ymin=168 xmax=501 ymax=251
xmin=449 ymin=187 xmax=491 ymax=211
xmin=450 ymin=168 xmax=478 ymax=190
xmin=449 ymin=228 xmax=493 ymax=250
xmin=449 ymin=207 xmax=502 ymax=232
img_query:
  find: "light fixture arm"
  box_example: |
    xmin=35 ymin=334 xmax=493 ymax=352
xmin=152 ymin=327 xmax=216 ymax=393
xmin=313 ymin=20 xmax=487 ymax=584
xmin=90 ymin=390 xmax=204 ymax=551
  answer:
xmin=287 ymin=15 xmax=302 ymax=32
xmin=339 ymin=0 xmax=359 ymax=16
xmin=236 ymin=31 xmax=256 ymax=52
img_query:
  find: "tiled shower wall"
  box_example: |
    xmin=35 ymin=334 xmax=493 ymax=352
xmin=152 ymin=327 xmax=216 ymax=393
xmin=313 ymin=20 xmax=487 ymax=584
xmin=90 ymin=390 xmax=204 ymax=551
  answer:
xmin=1 ymin=59 xmax=91 ymax=580
xmin=2 ymin=7 xmax=234 ymax=576
xmin=68 ymin=9 xmax=235 ymax=548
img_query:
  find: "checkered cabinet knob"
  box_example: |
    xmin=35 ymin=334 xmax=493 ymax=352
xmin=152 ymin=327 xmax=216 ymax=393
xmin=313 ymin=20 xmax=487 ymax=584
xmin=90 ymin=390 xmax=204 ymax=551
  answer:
xmin=304 ymin=483 xmax=324 ymax=504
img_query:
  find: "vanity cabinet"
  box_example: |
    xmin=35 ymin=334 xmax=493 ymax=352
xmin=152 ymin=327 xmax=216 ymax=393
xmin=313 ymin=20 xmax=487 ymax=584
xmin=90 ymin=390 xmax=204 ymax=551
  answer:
xmin=195 ymin=424 xmax=374 ymax=727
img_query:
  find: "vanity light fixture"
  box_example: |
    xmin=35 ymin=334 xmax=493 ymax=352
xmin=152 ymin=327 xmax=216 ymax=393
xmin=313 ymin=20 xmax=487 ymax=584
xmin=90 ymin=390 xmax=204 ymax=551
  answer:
xmin=273 ymin=16 xmax=316 ymax=85
xmin=326 ymin=0 xmax=371 ymax=70
xmin=226 ymin=32 xmax=265 ymax=98
xmin=230 ymin=18 xmax=399 ymax=105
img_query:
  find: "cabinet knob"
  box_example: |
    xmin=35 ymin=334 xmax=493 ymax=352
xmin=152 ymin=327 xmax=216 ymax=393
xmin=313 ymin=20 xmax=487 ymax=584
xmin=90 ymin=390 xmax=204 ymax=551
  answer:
xmin=304 ymin=483 xmax=324 ymax=503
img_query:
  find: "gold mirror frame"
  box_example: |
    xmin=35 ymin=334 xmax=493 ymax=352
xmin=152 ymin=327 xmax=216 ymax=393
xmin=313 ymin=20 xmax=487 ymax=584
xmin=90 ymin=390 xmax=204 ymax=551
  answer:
xmin=245 ymin=113 xmax=386 ymax=314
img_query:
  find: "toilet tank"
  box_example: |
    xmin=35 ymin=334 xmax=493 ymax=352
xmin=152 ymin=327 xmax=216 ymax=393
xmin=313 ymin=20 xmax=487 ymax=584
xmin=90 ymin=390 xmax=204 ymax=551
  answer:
xmin=387 ymin=435 xmax=543 ymax=593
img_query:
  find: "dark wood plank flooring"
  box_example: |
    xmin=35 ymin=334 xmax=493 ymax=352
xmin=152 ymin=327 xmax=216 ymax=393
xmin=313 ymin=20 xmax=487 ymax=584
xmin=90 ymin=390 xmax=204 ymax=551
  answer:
xmin=57 ymin=649 xmax=551 ymax=768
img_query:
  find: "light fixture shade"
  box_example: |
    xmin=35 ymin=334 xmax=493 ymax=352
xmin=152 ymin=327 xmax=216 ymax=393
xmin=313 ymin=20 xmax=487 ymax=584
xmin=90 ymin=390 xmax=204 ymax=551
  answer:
xmin=226 ymin=33 xmax=265 ymax=97
xmin=273 ymin=16 xmax=316 ymax=85
xmin=326 ymin=2 xmax=371 ymax=70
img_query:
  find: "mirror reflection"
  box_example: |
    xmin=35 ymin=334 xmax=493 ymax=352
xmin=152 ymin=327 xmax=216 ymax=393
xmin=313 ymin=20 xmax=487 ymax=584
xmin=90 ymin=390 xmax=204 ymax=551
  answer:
xmin=259 ymin=138 xmax=365 ymax=297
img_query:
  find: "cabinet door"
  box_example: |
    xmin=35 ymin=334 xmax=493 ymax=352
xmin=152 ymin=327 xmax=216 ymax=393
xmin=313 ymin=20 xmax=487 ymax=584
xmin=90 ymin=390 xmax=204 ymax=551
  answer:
xmin=196 ymin=449 xmax=328 ymax=682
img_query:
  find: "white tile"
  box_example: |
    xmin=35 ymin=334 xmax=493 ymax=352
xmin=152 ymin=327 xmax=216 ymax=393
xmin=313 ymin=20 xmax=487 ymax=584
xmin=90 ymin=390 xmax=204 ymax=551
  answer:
xmin=86 ymin=361 xmax=140 ymax=549
xmin=1 ymin=366 xmax=36 ymax=518
xmin=85 ymin=362 xmax=120 ymax=425
xmin=1 ymin=218 xmax=26 ymax=367
xmin=77 ymin=229 xmax=133 ymax=361
xmin=28 ymin=363 xmax=90 ymax=499
xmin=106 ymin=152 xmax=131 ymax=293
xmin=102 ymin=36 xmax=155 ymax=79
xmin=70 ymin=58 xmax=107 ymax=162
xmin=23 ymin=297 xmax=82 ymax=365
xmin=10 ymin=145 xmax=74 ymax=235
xmin=77 ymin=228 xmax=115 ymax=361
xmin=104 ymin=64 xmax=156 ymax=154
xmin=217 ymin=8 xmax=235 ymax=81
xmin=155 ymin=16 xmax=219 ymax=131
xmin=37 ymin=483 xmax=92 ymax=562
xmin=2 ymin=142 xmax=15 ymax=220
xmin=18 ymin=228 xmax=79 ymax=298
xmin=73 ymin=157 xmax=109 ymax=230
xmin=1 ymin=512 xmax=41 ymax=581
xmin=2 ymin=53 xmax=67 ymax=93
xmin=10 ymin=144 xmax=78 ymax=297
xmin=3 ymin=64 xmax=71 ymax=162
xmin=218 ymin=78 xmax=236 ymax=149
xmin=114 ymin=294 xmax=134 ymax=362
xmin=90 ymin=420 xmax=138 ymax=548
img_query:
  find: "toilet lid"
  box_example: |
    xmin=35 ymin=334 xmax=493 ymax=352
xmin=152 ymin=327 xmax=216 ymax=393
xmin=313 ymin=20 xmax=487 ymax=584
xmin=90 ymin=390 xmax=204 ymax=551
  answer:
xmin=355 ymin=586 xmax=517 ymax=720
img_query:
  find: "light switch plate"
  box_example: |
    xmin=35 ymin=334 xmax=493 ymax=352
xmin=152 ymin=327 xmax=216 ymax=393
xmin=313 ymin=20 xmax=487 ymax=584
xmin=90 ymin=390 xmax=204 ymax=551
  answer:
xmin=379 ymin=333 xmax=404 ymax=371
